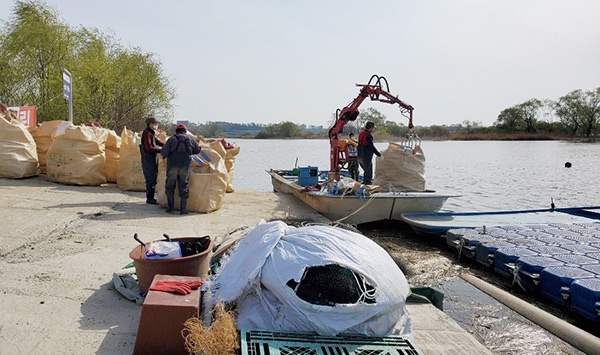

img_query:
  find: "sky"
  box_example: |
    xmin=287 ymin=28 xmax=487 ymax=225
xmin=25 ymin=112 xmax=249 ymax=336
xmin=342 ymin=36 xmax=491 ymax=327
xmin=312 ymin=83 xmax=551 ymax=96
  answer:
xmin=1 ymin=0 xmax=600 ymax=128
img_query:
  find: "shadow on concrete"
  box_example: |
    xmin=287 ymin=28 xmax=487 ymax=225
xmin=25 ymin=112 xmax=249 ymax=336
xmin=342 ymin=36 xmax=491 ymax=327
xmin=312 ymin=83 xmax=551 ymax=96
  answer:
xmin=79 ymin=281 xmax=140 ymax=354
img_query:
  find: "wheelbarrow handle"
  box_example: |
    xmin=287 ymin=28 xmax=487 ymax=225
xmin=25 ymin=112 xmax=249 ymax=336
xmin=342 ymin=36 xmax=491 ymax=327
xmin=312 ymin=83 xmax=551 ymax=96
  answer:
xmin=133 ymin=233 xmax=145 ymax=247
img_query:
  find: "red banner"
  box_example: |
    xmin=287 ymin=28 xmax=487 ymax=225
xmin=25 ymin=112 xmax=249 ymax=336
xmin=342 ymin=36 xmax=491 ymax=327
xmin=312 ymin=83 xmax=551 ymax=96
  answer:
xmin=7 ymin=106 xmax=37 ymax=126
xmin=19 ymin=106 xmax=37 ymax=127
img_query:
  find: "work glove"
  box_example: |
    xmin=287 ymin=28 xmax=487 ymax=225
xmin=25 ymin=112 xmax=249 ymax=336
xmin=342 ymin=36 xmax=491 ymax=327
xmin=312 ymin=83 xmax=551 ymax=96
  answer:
xmin=375 ymin=152 xmax=381 ymax=157
xmin=148 ymin=280 xmax=203 ymax=295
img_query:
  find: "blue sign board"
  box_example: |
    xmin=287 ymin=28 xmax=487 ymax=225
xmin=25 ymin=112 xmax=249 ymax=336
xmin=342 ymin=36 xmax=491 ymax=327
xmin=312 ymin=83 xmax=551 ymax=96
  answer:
xmin=62 ymin=69 xmax=71 ymax=101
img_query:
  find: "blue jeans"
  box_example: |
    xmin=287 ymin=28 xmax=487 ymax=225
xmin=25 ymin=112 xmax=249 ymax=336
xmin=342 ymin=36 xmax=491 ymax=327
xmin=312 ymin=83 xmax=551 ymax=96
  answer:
xmin=165 ymin=165 xmax=191 ymax=199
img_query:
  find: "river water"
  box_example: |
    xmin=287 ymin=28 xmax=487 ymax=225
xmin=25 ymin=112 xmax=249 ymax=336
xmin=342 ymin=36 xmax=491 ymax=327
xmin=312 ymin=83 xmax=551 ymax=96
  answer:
xmin=229 ymin=139 xmax=600 ymax=354
xmin=230 ymin=139 xmax=600 ymax=212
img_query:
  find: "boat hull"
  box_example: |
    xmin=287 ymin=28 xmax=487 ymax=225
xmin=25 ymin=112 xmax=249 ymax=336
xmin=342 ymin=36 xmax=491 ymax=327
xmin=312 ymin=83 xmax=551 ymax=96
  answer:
xmin=268 ymin=169 xmax=456 ymax=225
xmin=400 ymin=207 xmax=600 ymax=237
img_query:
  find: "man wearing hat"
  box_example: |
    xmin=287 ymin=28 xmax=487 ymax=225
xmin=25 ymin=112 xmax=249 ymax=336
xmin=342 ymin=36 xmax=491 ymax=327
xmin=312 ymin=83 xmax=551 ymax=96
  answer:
xmin=357 ymin=121 xmax=381 ymax=185
xmin=140 ymin=117 xmax=165 ymax=204
xmin=160 ymin=124 xmax=201 ymax=214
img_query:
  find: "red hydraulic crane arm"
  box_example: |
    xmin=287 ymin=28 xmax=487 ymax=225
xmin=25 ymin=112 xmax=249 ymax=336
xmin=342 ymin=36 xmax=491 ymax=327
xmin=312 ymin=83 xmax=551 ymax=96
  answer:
xmin=328 ymin=75 xmax=414 ymax=178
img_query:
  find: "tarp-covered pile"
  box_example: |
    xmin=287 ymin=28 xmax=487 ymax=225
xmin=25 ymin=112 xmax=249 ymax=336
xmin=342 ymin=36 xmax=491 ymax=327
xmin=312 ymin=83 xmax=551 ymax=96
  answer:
xmin=207 ymin=221 xmax=412 ymax=337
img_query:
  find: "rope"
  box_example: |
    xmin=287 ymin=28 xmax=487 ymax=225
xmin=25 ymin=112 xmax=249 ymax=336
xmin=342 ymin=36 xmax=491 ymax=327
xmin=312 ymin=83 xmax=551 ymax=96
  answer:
xmin=511 ymin=263 xmax=526 ymax=292
xmin=353 ymin=271 xmax=377 ymax=304
xmin=332 ymin=195 xmax=377 ymax=224
xmin=457 ymin=238 xmax=465 ymax=261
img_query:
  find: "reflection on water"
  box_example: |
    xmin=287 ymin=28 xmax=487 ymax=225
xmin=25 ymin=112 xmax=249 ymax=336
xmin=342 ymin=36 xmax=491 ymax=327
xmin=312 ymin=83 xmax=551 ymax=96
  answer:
xmin=230 ymin=139 xmax=600 ymax=211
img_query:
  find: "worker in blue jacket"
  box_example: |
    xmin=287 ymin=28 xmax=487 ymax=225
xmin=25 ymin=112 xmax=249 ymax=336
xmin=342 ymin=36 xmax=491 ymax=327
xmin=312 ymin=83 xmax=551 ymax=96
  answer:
xmin=357 ymin=121 xmax=381 ymax=185
xmin=160 ymin=124 xmax=201 ymax=214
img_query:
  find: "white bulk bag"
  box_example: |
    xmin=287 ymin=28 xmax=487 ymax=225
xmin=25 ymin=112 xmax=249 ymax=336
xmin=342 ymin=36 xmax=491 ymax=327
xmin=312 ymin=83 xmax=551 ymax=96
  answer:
xmin=210 ymin=221 xmax=411 ymax=337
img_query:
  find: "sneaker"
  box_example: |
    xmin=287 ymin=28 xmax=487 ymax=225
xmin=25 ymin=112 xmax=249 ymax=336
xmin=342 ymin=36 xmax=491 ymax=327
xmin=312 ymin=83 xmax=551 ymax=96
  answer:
xmin=146 ymin=199 xmax=158 ymax=205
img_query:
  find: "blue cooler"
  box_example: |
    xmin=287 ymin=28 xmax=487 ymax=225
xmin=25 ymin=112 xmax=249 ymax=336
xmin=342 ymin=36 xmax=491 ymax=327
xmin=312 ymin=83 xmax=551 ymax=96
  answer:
xmin=298 ymin=166 xmax=318 ymax=187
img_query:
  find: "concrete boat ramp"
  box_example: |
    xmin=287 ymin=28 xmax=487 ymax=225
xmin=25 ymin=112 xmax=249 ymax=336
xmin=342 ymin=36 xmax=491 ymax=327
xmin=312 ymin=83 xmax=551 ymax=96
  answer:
xmin=0 ymin=176 xmax=532 ymax=354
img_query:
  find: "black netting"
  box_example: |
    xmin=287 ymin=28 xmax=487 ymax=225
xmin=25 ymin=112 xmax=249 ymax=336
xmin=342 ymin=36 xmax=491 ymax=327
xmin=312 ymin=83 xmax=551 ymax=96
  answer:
xmin=287 ymin=264 xmax=376 ymax=306
xmin=179 ymin=236 xmax=211 ymax=257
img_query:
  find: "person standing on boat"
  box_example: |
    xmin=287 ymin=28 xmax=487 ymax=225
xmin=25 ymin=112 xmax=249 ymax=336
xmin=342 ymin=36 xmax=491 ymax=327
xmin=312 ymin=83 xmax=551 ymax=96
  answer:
xmin=140 ymin=116 xmax=165 ymax=204
xmin=161 ymin=124 xmax=201 ymax=214
xmin=347 ymin=133 xmax=359 ymax=181
xmin=358 ymin=121 xmax=381 ymax=185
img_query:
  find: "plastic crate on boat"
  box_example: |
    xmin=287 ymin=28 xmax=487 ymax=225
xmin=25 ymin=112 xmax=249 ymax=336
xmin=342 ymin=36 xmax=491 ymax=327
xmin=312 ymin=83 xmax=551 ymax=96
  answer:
xmin=493 ymin=247 xmax=539 ymax=279
xmin=539 ymin=266 xmax=596 ymax=306
xmin=570 ymin=278 xmax=600 ymax=322
xmin=298 ymin=166 xmax=318 ymax=187
xmin=240 ymin=329 xmax=424 ymax=355
xmin=515 ymin=256 xmax=565 ymax=293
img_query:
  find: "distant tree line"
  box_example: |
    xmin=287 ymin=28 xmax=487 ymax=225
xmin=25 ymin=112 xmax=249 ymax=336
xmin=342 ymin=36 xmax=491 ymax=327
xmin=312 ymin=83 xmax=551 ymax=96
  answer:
xmin=0 ymin=1 xmax=174 ymax=132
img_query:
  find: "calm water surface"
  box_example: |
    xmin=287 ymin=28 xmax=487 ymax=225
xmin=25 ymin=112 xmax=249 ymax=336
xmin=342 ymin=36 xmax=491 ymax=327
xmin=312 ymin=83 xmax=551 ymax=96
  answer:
xmin=229 ymin=139 xmax=600 ymax=211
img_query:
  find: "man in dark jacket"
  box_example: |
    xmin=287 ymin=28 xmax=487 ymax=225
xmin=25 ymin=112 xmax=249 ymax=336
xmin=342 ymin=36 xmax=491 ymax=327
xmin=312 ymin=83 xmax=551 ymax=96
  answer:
xmin=357 ymin=121 xmax=381 ymax=185
xmin=160 ymin=124 xmax=201 ymax=214
xmin=140 ymin=117 xmax=165 ymax=204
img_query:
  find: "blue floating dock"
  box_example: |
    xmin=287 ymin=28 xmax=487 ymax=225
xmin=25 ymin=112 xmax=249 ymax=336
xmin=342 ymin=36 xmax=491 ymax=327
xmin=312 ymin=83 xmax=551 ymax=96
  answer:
xmin=540 ymin=266 xmax=596 ymax=306
xmin=456 ymin=234 xmax=496 ymax=260
xmin=515 ymin=256 xmax=565 ymax=293
xmin=526 ymin=245 xmax=571 ymax=257
xmin=570 ymin=278 xmax=600 ymax=322
xmin=493 ymin=247 xmax=539 ymax=279
xmin=475 ymin=241 xmax=516 ymax=268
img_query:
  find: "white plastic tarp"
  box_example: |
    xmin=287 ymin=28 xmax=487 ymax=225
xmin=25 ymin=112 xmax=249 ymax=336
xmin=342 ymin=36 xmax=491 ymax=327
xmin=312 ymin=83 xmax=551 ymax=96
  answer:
xmin=210 ymin=221 xmax=412 ymax=337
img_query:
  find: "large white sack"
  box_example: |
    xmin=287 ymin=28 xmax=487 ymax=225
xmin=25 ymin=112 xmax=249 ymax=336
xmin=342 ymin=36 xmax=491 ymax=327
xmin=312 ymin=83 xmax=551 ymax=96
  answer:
xmin=157 ymin=148 xmax=228 ymax=213
xmin=46 ymin=125 xmax=108 ymax=186
xmin=211 ymin=221 xmax=411 ymax=337
xmin=0 ymin=114 xmax=39 ymax=178
xmin=375 ymin=142 xmax=426 ymax=192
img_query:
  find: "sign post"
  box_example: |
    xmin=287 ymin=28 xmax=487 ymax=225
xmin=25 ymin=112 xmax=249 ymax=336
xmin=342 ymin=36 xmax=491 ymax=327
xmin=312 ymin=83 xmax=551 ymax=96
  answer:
xmin=62 ymin=68 xmax=73 ymax=122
